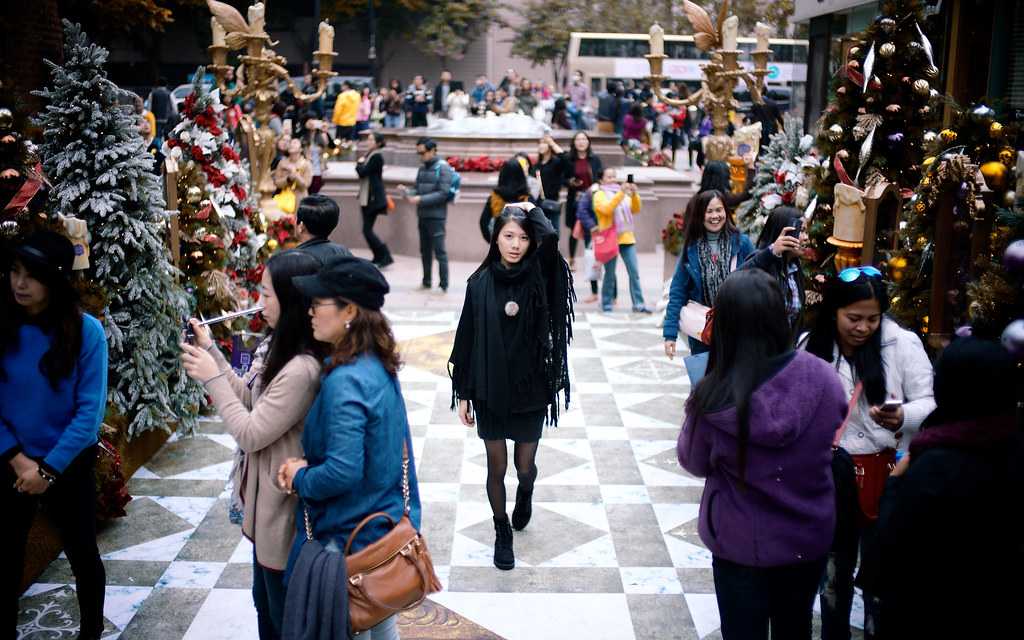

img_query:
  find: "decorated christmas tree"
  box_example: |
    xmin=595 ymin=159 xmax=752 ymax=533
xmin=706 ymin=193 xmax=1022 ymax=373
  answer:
xmin=807 ymin=0 xmax=941 ymax=282
xmin=0 ymin=84 xmax=47 ymax=237
xmin=736 ymin=114 xmax=817 ymax=237
xmin=34 ymin=21 xmax=202 ymax=437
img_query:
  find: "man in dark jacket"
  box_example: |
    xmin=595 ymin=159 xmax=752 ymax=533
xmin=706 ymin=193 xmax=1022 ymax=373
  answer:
xmin=399 ymin=137 xmax=452 ymax=292
xmin=432 ymin=70 xmax=453 ymax=117
xmin=148 ymin=77 xmax=177 ymax=141
xmin=294 ymin=195 xmax=352 ymax=264
xmin=870 ymin=337 xmax=1023 ymax=640
xmin=404 ymin=76 xmax=431 ymax=128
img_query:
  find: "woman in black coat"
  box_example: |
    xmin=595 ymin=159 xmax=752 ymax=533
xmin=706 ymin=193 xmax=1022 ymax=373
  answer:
xmin=355 ymin=131 xmax=393 ymax=268
xmin=870 ymin=337 xmax=1023 ymax=640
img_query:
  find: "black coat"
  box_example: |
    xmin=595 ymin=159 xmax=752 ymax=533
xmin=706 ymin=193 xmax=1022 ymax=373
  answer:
xmin=564 ymin=154 xmax=603 ymax=230
xmin=296 ymin=238 xmax=352 ymax=265
xmin=355 ymin=152 xmax=387 ymax=212
xmin=869 ymin=418 xmax=1024 ymax=639
xmin=534 ymin=154 xmax=569 ymax=203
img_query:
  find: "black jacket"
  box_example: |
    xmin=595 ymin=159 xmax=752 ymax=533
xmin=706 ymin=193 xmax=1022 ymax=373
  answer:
xmin=869 ymin=417 xmax=1023 ymax=639
xmin=534 ymin=154 xmax=569 ymax=203
xmin=432 ymin=83 xmax=451 ymax=113
xmin=564 ymin=154 xmax=604 ymax=229
xmin=740 ymin=247 xmax=805 ymax=333
xmin=296 ymin=238 xmax=352 ymax=265
xmin=355 ymin=152 xmax=387 ymax=212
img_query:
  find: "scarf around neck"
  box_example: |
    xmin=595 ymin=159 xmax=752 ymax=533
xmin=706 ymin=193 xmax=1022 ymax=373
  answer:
xmin=698 ymin=230 xmax=732 ymax=305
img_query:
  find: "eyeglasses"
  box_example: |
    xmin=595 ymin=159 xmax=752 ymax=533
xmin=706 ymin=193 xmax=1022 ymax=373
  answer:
xmin=310 ymin=300 xmax=338 ymax=310
xmin=838 ymin=266 xmax=883 ymax=282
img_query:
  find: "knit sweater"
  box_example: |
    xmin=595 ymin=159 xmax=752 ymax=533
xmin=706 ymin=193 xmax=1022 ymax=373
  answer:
xmin=0 ymin=314 xmax=107 ymax=474
xmin=205 ymin=347 xmax=321 ymax=571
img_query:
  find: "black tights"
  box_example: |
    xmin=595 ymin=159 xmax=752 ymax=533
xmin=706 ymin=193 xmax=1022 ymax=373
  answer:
xmin=483 ymin=440 xmax=539 ymax=518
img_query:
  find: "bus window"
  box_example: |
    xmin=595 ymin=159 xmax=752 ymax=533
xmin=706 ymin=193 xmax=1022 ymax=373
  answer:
xmin=665 ymin=41 xmax=701 ymax=59
xmin=792 ymin=45 xmax=807 ymax=64
xmin=579 ymin=39 xmax=606 ymax=57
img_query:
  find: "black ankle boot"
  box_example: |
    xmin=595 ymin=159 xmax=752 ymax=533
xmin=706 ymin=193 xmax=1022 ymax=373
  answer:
xmin=512 ymin=485 xmax=534 ymax=531
xmin=493 ymin=515 xmax=514 ymax=570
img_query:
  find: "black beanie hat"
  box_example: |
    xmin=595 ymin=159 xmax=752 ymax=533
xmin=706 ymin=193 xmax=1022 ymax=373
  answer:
xmin=932 ymin=337 xmax=1017 ymax=423
xmin=11 ymin=231 xmax=75 ymax=281
xmin=292 ymin=255 xmax=389 ymax=311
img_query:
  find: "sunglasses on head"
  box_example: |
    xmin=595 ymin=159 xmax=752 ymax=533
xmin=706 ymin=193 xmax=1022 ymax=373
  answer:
xmin=838 ymin=266 xmax=883 ymax=282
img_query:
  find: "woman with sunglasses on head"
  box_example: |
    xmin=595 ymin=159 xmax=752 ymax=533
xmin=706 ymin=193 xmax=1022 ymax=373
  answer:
xmin=449 ymin=203 xmax=574 ymax=571
xmin=1 ymin=232 xmax=108 ymax=640
xmin=801 ymin=266 xmax=935 ymax=640
xmin=678 ymin=269 xmax=847 ymax=640
xmin=180 ymin=250 xmax=326 ymax=640
xmin=277 ymin=256 xmax=425 ymax=640
xmin=740 ymin=206 xmax=808 ymax=335
xmin=663 ymin=190 xmax=754 ymax=359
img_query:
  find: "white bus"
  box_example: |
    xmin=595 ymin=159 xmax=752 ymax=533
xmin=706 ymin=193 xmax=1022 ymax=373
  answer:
xmin=567 ymin=31 xmax=808 ymax=112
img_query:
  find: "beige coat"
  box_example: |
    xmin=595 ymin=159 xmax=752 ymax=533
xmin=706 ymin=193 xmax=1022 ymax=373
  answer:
xmin=206 ymin=347 xmax=321 ymax=570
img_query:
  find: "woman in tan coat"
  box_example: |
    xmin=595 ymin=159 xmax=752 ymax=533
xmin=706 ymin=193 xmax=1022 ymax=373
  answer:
xmin=273 ymin=137 xmax=314 ymax=202
xmin=180 ymin=250 xmax=326 ymax=640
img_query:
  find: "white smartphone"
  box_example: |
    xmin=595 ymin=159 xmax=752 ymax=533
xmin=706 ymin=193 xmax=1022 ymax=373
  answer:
xmin=881 ymin=399 xmax=902 ymax=412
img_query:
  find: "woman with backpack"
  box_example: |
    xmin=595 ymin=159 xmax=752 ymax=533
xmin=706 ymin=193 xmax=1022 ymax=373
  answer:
xmin=449 ymin=203 xmax=573 ymax=571
xmin=801 ymin=267 xmax=935 ymax=640
xmin=678 ymin=269 xmax=846 ymax=640
xmin=663 ymin=190 xmax=754 ymax=358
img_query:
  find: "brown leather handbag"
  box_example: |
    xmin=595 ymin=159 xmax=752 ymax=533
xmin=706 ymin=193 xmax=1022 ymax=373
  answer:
xmin=304 ymin=439 xmax=442 ymax=633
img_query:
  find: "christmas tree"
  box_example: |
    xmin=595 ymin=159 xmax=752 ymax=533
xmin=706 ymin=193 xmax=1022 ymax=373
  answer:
xmin=736 ymin=114 xmax=817 ymax=238
xmin=0 ymin=84 xmax=47 ymax=236
xmin=34 ymin=21 xmax=202 ymax=437
xmin=807 ymin=0 xmax=941 ymax=282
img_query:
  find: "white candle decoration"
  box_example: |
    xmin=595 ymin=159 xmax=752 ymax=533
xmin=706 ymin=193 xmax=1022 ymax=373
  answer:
xmin=248 ymin=3 xmax=265 ymax=33
xmin=755 ymin=22 xmax=772 ymax=51
xmin=649 ymin=23 xmax=664 ymax=57
xmin=211 ymin=17 xmax=226 ymax=47
xmin=318 ymin=21 xmax=334 ymax=53
xmin=722 ymin=16 xmax=739 ymax=51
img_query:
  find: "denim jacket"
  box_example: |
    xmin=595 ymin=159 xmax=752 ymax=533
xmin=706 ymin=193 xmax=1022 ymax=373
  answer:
xmin=663 ymin=231 xmax=754 ymax=341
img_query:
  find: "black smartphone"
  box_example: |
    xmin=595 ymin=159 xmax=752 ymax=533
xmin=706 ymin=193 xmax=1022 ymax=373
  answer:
xmin=182 ymin=317 xmax=195 ymax=345
xmin=786 ymin=218 xmax=803 ymax=239
xmin=627 ymin=174 xmax=635 ymax=183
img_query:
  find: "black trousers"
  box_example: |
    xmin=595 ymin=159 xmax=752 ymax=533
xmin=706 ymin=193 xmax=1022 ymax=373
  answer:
xmin=418 ymin=217 xmax=448 ymax=289
xmin=361 ymin=206 xmax=392 ymax=264
xmin=410 ymin=112 xmax=428 ymax=127
xmin=2 ymin=447 xmax=105 ymax=640
xmin=713 ymin=555 xmax=826 ymax=640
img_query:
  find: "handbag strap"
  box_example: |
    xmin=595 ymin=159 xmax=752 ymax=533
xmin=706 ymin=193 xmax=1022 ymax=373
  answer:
xmin=834 ymin=382 xmax=862 ymax=447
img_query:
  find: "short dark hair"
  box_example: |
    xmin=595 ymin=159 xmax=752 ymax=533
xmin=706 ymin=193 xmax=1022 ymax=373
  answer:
xmin=370 ymin=131 xmax=386 ymax=147
xmin=159 ymin=76 xmax=168 ymax=86
xmin=416 ymin=137 xmax=437 ymax=151
xmin=296 ymin=194 xmax=340 ymax=237
xmin=342 ymin=80 xmax=352 ymax=89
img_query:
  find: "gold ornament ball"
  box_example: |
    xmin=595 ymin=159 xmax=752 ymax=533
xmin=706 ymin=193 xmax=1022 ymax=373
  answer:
xmin=923 ymin=156 xmax=936 ymax=166
xmin=0 ymin=108 xmax=13 ymax=131
xmin=889 ymin=256 xmax=908 ymax=269
xmin=980 ymin=161 xmax=1009 ymax=190
xmin=186 ymin=186 xmax=203 ymax=204
xmin=923 ymin=131 xmax=937 ymax=144
xmin=915 ymin=235 xmax=928 ymax=250
xmin=939 ymin=129 xmax=957 ymax=143
xmin=828 ymin=124 xmax=844 ymax=141
xmin=880 ymin=17 xmax=896 ymax=33
xmin=913 ymin=79 xmax=930 ymax=96
xmin=924 ymin=65 xmax=939 ymax=79
xmin=267 ymin=238 xmax=279 ymax=251
xmin=879 ymin=42 xmax=896 ymax=57
xmin=886 ymin=104 xmax=901 ymax=114
xmin=989 ymin=122 xmax=1004 ymax=138
xmin=999 ymin=148 xmax=1015 ymax=165
xmin=921 ymin=177 xmax=931 ymax=186
xmin=914 ymin=201 xmax=927 ymax=214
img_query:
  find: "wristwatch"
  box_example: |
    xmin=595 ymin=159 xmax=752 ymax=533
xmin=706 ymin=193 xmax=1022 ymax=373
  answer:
xmin=37 ymin=466 xmax=56 ymax=485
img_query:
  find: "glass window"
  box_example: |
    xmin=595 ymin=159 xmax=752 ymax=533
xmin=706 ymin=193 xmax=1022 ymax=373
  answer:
xmin=793 ymin=44 xmax=808 ymax=64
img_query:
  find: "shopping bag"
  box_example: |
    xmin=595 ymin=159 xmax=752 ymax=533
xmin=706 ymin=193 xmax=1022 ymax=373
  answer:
xmin=683 ymin=352 xmax=709 ymax=384
xmin=582 ymin=246 xmax=602 ymax=282
xmin=593 ymin=226 xmax=619 ymax=264
xmin=680 ymin=301 xmax=713 ymax=343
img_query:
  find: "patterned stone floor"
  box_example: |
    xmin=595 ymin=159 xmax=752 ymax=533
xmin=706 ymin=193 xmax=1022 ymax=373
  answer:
xmin=19 ymin=254 xmax=864 ymax=639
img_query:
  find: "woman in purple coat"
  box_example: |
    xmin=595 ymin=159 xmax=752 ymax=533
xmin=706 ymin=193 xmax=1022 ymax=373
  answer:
xmin=677 ymin=269 xmax=847 ymax=640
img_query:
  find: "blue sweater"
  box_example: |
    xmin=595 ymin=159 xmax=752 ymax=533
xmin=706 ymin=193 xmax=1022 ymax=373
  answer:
xmin=0 ymin=314 xmax=108 ymax=474
xmin=291 ymin=353 xmax=422 ymax=560
xmin=663 ymin=231 xmax=754 ymax=341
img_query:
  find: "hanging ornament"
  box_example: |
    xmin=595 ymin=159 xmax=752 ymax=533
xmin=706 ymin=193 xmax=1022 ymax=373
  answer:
xmin=869 ymin=76 xmax=882 ymax=91
xmin=853 ymin=125 xmax=867 ymax=140
xmin=923 ymin=156 xmax=936 ymax=166
xmin=923 ymin=131 xmax=937 ymax=145
xmin=913 ymin=79 xmax=930 ymax=96
xmin=847 ymin=60 xmax=860 ymax=70
xmin=914 ymin=22 xmax=935 ymax=66
xmin=914 ymin=201 xmax=927 ymax=214
xmin=880 ymin=17 xmax=896 ymax=33
xmin=837 ymin=86 xmax=848 ymax=96
xmin=855 ymin=126 xmax=877 ymax=185
xmin=886 ymin=104 xmax=901 ymax=113
xmin=939 ymin=129 xmax=957 ymax=143
xmin=989 ymin=122 xmax=1004 ymax=138
xmin=1002 ymin=320 xmax=1024 ymax=360
xmin=828 ymin=124 xmax=844 ymax=141
xmin=866 ymin=96 xmax=876 ymax=104
xmin=1005 ymin=240 xmax=1024 ymax=274
xmin=924 ymin=65 xmax=939 ymax=79
xmin=186 ymin=185 xmax=203 ymax=203
xmin=1005 ymin=191 xmax=1018 ymax=206
xmin=999 ymin=148 xmax=1015 ymax=165
xmin=919 ymin=106 xmax=931 ymax=115
xmin=861 ymin=44 xmax=876 ymax=92
xmin=879 ymin=42 xmax=896 ymax=57
xmin=837 ymin=149 xmax=850 ymax=160
xmin=887 ymin=132 xmax=904 ymax=145
xmin=857 ymin=107 xmax=867 ymax=114
xmin=970 ymin=104 xmax=996 ymax=121
xmin=980 ymin=161 xmax=1009 ymax=190
xmin=849 ymin=46 xmax=861 ymax=58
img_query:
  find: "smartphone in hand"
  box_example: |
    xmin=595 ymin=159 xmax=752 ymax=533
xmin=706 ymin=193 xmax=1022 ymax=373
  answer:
xmin=786 ymin=218 xmax=804 ymax=239
xmin=881 ymin=399 xmax=902 ymax=412
xmin=627 ymin=174 xmax=635 ymax=184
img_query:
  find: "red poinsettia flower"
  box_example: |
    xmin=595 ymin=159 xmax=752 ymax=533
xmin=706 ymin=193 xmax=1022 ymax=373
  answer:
xmin=233 ymin=227 xmax=249 ymax=245
xmin=222 ymin=145 xmax=240 ymax=162
xmin=205 ymin=166 xmax=228 ymax=187
xmin=231 ymin=184 xmax=247 ymax=202
xmin=183 ymin=93 xmax=197 ymax=113
xmin=166 ymin=138 xmax=180 ymax=149
xmin=203 ymin=233 xmax=225 ymax=248
xmin=781 ymin=190 xmax=795 ymax=205
xmin=190 ymin=145 xmax=205 ymax=160
xmin=195 ymin=204 xmax=212 ymax=220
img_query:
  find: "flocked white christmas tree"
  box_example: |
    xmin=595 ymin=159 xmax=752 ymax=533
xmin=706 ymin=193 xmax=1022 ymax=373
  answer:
xmin=736 ymin=115 xmax=818 ymax=238
xmin=34 ymin=21 xmax=202 ymax=436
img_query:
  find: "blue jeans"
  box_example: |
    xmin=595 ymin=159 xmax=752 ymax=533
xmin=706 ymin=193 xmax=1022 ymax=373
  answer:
xmin=383 ymin=113 xmax=403 ymax=128
xmin=601 ymin=243 xmax=644 ymax=311
xmin=365 ymin=615 xmax=399 ymax=640
xmin=253 ymin=551 xmax=286 ymax=640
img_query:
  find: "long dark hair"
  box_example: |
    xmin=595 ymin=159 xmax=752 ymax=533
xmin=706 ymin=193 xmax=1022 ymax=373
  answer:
xmin=261 ymin=251 xmax=327 ymax=387
xmin=0 ymin=257 xmax=83 ymax=390
xmin=756 ymin=206 xmax=802 ymax=250
xmin=804 ymin=272 xmax=889 ymax=406
xmin=687 ymin=270 xmax=792 ymax=483
xmin=571 ymin=131 xmax=594 ymax=159
xmin=476 ymin=207 xmax=542 ymax=274
xmin=699 ymin=160 xmax=731 ymax=194
xmin=682 ymin=190 xmax=737 ymax=250
xmin=495 ymin=155 xmax=530 ymax=202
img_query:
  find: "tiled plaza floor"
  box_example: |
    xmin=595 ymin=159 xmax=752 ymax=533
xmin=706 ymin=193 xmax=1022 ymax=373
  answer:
xmin=19 ymin=254 xmax=864 ymax=640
